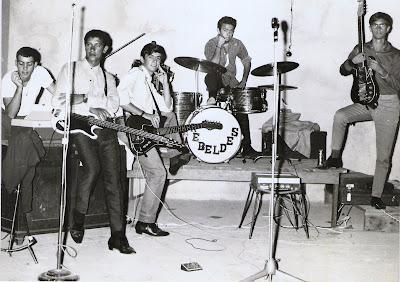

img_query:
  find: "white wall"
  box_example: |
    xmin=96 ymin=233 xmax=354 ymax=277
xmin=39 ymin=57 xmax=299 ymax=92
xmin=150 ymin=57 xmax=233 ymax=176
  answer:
xmin=3 ymin=0 xmax=399 ymax=181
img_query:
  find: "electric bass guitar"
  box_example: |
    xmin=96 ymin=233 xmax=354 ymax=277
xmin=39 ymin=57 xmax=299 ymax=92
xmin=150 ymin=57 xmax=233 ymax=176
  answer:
xmin=51 ymin=113 xmax=184 ymax=153
xmin=125 ymin=115 xmax=222 ymax=154
xmin=351 ymin=0 xmax=379 ymax=108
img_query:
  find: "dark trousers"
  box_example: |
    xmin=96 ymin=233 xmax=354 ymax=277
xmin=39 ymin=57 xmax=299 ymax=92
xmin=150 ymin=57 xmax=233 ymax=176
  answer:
xmin=205 ymin=72 xmax=252 ymax=148
xmin=71 ymin=129 xmax=125 ymax=234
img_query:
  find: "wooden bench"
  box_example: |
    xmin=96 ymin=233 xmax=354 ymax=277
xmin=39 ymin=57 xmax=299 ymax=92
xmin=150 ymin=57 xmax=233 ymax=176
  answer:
xmin=127 ymin=157 xmax=347 ymax=227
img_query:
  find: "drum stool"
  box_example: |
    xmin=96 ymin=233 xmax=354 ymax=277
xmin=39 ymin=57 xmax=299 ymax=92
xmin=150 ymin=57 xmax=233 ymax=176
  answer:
xmin=238 ymin=172 xmax=309 ymax=239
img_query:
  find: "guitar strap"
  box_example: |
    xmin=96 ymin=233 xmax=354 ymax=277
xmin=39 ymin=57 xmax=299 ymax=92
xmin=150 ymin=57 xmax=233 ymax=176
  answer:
xmin=101 ymin=67 xmax=108 ymax=96
xmin=145 ymin=79 xmax=163 ymax=117
xmin=71 ymin=61 xmax=108 ymax=96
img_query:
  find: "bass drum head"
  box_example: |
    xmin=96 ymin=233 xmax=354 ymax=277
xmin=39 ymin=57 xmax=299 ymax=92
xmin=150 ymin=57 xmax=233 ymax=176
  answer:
xmin=185 ymin=106 xmax=241 ymax=163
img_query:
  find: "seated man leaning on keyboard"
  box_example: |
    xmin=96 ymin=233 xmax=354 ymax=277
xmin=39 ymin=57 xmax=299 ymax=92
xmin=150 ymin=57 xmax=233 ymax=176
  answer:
xmin=1 ymin=46 xmax=55 ymax=216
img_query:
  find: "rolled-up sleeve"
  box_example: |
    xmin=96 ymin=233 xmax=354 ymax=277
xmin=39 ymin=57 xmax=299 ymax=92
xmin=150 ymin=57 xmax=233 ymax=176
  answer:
xmin=52 ymin=64 xmax=68 ymax=110
xmin=204 ymin=38 xmax=218 ymax=61
xmin=237 ymin=40 xmax=251 ymax=65
xmin=117 ymin=72 xmax=134 ymax=106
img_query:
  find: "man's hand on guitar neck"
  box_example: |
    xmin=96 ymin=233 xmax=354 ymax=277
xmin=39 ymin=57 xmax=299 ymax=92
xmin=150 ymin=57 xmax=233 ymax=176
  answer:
xmin=89 ymin=107 xmax=111 ymax=121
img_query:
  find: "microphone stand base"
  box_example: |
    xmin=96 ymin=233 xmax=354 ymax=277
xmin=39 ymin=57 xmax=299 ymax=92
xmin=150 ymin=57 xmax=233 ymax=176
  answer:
xmin=241 ymin=259 xmax=306 ymax=282
xmin=38 ymin=269 xmax=79 ymax=281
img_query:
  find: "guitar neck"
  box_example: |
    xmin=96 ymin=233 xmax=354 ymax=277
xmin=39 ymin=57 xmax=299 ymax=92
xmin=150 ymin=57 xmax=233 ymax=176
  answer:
xmin=358 ymin=16 xmax=365 ymax=53
xmin=157 ymin=123 xmax=206 ymax=135
xmin=72 ymin=113 xmax=172 ymax=143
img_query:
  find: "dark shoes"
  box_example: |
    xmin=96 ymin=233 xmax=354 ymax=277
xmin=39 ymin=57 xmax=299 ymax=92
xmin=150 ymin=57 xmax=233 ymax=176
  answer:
xmin=135 ymin=221 xmax=169 ymax=237
xmin=169 ymin=153 xmax=191 ymax=175
xmin=70 ymin=229 xmax=84 ymax=244
xmin=70 ymin=209 xmax=85 ymax=244
xmin=370 ymin=197 xmax=386 ymax=209
xmin=108 ymin=232 xmax=136 ymax=254
xmin=241 ymin=146 xmax=260 ymax=158
xmin=324 ymin=156 xmax=343 ymax=168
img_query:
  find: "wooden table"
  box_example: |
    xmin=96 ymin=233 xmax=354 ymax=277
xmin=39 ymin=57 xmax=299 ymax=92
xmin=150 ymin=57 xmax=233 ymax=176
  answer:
xmin=127 ymin=157 xmax=347 ymax=227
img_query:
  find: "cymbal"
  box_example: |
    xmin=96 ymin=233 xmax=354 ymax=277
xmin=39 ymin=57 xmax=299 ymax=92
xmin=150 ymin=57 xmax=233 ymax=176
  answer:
xmin=174 ymin=56 xmax=227 ymax=74
xmin=251 ymin=61 xmax=299 ymax=76
xmin=258 ymin=84 xmax=298 ymax=91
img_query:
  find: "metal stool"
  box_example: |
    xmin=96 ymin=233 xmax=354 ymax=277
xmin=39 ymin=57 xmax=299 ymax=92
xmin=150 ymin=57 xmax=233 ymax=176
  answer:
xmin=238 ymin=172 xmax=309 ymax=239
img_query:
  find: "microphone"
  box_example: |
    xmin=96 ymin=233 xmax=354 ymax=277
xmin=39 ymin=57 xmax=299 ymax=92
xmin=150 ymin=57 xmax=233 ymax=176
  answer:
xmin=271 ymin=18 xmax=279 ymax=42
xmin=271 ymin=17 xmax=279 ymax=29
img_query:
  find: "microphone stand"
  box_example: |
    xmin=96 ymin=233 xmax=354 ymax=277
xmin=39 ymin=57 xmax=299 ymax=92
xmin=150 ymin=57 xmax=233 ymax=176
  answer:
xmin=241 ymin=18 xmax=305 ymax=282
xmin=39 ymin=3 xmax=79 ymax=281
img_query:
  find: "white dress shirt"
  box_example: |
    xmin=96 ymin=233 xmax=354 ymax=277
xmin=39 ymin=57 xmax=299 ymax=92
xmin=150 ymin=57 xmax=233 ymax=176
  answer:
xmin=118 ymin=65 xmax=172 ymax=114
xmin=53 ymin=59 xmax=119 ymax=116
xmin=2 ymin=66 xmax=53 ymax=116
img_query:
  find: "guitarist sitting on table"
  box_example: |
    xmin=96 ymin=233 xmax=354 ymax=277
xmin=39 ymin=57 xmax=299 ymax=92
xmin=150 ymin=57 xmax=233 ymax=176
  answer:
xmin=52 ymin=29 xmax=135 ymax=254
xmin=117 ymin=42 xmax=190 ymax=237
xmin=325 ymin=12 xmax=400 ymax=210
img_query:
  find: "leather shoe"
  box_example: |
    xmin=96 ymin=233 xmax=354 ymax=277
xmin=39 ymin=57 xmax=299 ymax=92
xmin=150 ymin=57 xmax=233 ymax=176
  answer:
xmin=108 ymin=236 xmax=136 ymax=254
xmin=324 ymin=156 xmax=343 ymax=168
xmin=371 ymin=197 xmax=386 ymax=209
xmin=70 ymin=209 xmax=85 ymax=243
xmin=70 ymin=229 xmax=84 ymax=244
xmin=135 ymin=221 xmax=169 ymax=236
xmin=241 ymin=146 xmax=260 ymax=158
xmin=169 ymin=154 xmax=191 ymax=175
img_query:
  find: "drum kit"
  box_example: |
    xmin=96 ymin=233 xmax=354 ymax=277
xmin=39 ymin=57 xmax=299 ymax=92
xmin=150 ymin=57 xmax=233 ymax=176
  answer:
xmin=173 ymin=56 xmax=299 ymax=164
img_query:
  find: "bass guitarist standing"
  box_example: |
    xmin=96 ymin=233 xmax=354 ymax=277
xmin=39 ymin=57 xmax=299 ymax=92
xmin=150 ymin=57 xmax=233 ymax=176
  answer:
xmin=53 ymin=30 xmax=135 ymax=253
xmin=325 ymin=12 xmax=400 ymax=209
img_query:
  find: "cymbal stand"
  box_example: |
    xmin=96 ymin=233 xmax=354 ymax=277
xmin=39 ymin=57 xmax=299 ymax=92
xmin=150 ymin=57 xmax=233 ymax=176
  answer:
xmin=1 ymin=184 xmax=38 ymax=264
xmin=241 ymin=18 xmax=305 ymax=282
xmin=38 ymin=3 xmax=79 ymax=281
xmin=194 ymin=69 xmax=199 ymax=108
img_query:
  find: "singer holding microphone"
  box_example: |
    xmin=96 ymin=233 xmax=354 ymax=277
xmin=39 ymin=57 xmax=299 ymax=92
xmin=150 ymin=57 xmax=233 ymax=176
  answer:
xmin=204 ymin=16 xmax=259 ymax=157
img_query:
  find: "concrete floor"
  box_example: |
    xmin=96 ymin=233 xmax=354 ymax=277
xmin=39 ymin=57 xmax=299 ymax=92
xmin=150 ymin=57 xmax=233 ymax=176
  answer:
xmin=0 ymin=199 xmax=399 ymax=282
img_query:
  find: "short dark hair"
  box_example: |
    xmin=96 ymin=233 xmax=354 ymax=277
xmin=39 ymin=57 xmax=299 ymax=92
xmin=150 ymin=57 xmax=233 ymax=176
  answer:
xmin=217 ymin=16 xmax=237 ymax=30
xmin=16 ymin=47 xmax=41 ymax=63
xmin=369 ymin=12 xmax=393 ymax=27
xmin=140 ymin=41 xmax=166 ymax=63
xmin=84 ymin=29 xmax=112 ymax=48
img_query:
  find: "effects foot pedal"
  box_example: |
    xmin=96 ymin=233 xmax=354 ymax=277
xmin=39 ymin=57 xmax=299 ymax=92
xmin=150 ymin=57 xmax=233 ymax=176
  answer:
xmin=181 ymin=262 xmax=202 ymax=272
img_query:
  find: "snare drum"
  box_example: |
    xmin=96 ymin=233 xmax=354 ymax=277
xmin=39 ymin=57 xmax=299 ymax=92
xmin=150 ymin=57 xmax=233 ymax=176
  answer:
xmin=173 ymin=92 xmax=202 ymax=125
xmin=185 ymin=106 xmax=241 ymax=163
xmin=231 ymin=87 xmax=267 ymax=114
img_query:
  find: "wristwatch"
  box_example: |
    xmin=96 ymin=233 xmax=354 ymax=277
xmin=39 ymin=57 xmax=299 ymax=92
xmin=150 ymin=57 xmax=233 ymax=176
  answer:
xmin=83 ymin=94 xmax=88 ymax=103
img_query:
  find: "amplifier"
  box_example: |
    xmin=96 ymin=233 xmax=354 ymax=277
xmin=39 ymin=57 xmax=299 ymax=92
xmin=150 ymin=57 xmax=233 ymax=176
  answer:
xmin=1 ymin=145 xmax=128 ymax=242
xmin=251 ymin=172 xmax=301 ymax=192
xmin=339 ymin=172 xmax=399 ymax=206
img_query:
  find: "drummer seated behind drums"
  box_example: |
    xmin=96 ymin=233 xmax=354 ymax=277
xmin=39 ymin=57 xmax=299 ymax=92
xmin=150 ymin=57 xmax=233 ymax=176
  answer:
xmin=118 ymin=42 xmax=190 ymax=237
xmin=204 ymin=16 xmax=259 ymax=157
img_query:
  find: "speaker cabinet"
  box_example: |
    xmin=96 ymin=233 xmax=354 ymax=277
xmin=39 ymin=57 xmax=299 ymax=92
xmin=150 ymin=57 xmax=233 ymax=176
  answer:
xmin=1 ymin=144 xmax=128 ymax=240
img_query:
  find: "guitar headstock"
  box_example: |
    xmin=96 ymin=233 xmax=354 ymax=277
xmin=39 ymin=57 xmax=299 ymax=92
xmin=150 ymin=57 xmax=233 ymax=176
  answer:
xmin=357 ymin=0 xmax=366 ymax=17
xmin=201 ymin=120 xmax=223 ymax=130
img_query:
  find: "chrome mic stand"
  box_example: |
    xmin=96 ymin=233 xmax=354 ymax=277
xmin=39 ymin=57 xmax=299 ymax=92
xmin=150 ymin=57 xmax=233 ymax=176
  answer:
xmin=241 ymin=18 xmax=305 ymax=282
xmin=39 ymin=3 xmax=79 ymax=281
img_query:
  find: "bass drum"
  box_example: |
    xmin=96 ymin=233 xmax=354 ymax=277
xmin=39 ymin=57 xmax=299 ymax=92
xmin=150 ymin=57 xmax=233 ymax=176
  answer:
xmin=185 ymin=106 xmax=241 ymax=163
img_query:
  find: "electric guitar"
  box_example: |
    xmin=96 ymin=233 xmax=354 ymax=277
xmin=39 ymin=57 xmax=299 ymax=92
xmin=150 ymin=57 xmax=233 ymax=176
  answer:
xmin=126 ymin=115 xmax=222 ymax=154
xmin=351 ymin=0 xmax=379 ymax=108
xmin=51 ymin=113 xmax=184 ymax=153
